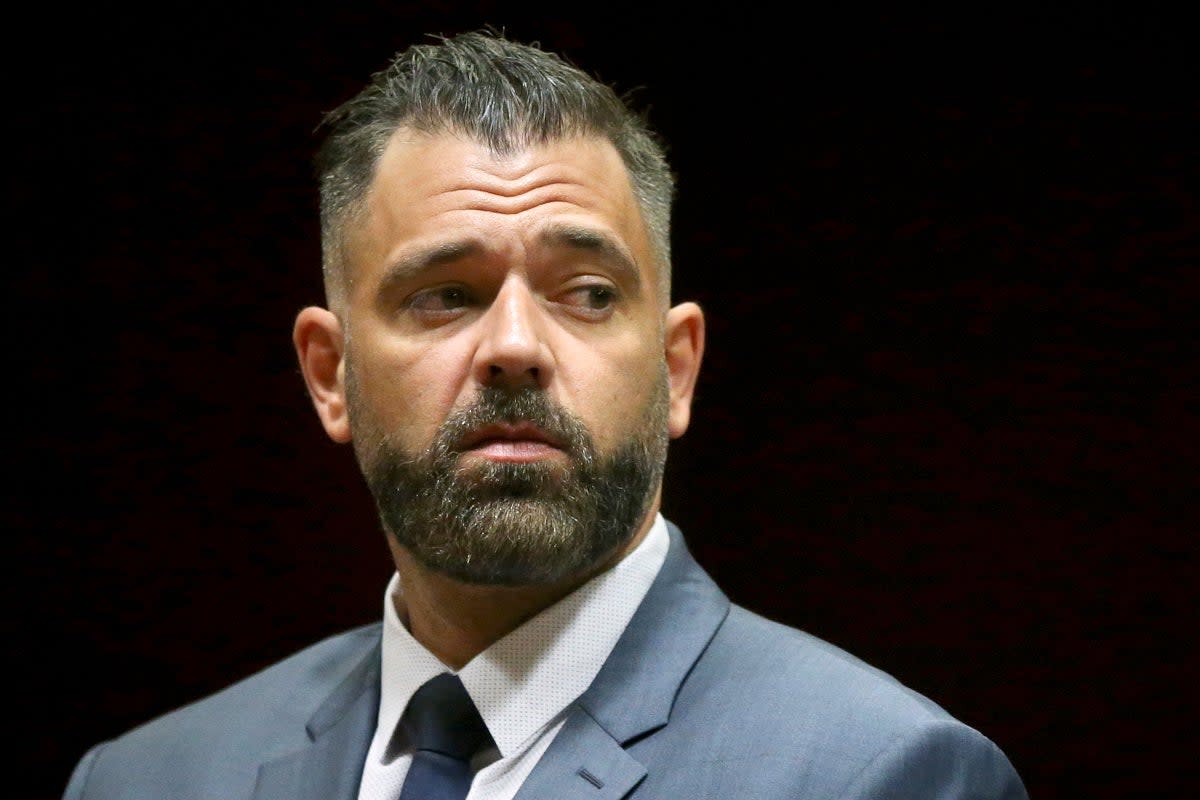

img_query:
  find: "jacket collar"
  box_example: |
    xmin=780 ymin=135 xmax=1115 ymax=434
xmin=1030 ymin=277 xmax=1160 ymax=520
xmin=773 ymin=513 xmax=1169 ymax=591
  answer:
xmin=513 ymin=520 xmax=730 ymax=799
xmin=252 ymin=638 xmax=381 ymax=800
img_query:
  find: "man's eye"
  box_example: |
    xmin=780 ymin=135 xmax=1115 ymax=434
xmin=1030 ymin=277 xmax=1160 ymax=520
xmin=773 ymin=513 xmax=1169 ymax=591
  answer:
xmin=567 ymin=285 xmax=618 ymax=311
xmin=409 ymin=286 xmax=469 ymax=312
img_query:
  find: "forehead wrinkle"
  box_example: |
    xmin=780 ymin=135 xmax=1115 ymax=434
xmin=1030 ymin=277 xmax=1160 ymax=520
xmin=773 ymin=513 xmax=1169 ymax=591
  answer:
xmin=440 ymin=179 xmax=591 ymax=216
xmin=458 ymin=166 xmax=571 ymax=197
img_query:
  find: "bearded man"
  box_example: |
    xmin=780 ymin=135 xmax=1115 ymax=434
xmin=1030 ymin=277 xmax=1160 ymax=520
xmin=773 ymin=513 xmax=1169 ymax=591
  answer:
xmin=64 ymin=30 xmax=1028 ymax=800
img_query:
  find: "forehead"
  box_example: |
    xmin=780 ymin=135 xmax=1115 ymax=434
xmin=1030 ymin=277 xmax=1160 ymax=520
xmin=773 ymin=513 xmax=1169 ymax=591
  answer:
xmin=341 ymin=129 xmax=657 ymax=291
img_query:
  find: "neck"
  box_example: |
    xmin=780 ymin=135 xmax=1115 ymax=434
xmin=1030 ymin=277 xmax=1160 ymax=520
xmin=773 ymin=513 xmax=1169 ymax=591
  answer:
xmin=389 ymin=505 xmax=659 ymax=670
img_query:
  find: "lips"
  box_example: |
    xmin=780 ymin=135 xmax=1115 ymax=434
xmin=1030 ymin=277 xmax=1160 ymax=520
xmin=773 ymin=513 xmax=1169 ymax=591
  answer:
xmin=458 ymin=422 xmax=567 ymax=454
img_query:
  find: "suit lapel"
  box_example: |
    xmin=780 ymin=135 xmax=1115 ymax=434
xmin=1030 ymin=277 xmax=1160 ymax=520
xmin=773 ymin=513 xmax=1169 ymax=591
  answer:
xmin=514 ymin=522 xmax=730 ymax=799
xmin=252 ymin=640 xmax=381 ymax=800
xmin=511 ymin=708 xmax=647 ymax=800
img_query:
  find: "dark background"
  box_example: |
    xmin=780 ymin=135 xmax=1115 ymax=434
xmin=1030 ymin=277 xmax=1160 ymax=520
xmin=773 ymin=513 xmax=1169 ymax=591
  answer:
xmin=11 ymin=4 xmax=1195 ymax=798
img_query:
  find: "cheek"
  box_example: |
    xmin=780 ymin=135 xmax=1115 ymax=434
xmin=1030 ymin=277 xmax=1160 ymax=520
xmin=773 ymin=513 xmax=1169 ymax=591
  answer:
xmin=568 ymin=339 xmax=664 ymax=447
xmin=349 ymin=339 xmax=472 ymax=446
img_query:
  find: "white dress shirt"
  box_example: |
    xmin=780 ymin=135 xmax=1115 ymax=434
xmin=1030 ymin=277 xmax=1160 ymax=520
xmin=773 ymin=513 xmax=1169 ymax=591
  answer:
xmin=356 ymin=514 xmax=670 ymax=800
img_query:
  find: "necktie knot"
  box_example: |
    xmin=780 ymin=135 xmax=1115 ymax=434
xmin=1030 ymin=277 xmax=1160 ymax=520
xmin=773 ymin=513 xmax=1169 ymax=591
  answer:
xmin=401 ymin=673 xmax=491 ymax=761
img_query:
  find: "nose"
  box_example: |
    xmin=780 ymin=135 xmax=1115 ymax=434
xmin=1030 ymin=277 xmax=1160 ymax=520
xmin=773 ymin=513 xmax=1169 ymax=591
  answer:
xmin=472 ymin=277 xmax=555 ymax=389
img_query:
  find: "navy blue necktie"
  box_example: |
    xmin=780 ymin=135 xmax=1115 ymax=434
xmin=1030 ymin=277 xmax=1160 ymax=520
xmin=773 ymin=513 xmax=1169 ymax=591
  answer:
xmin=397 ymin=673 xmax=493 ymax=800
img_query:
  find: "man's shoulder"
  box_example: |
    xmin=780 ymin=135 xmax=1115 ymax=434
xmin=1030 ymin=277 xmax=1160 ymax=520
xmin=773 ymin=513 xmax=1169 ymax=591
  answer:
xmin=647 ymin=603 xmax=1027 ymax=798
xmin=655 ymin=523 xmax=972 ymax=738
xmin=714 ymin=603 xmax=952 ymax=722
xmin=696 ymin=604 xmax=955 ymax=729
xmin=118 ymin=621 xmax=381 ymax=742
xmin=64 ymin=623 xmax=381 ymax=800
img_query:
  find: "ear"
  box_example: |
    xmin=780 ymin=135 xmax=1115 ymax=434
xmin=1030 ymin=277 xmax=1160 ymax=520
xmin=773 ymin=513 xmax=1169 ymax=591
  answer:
xmin=663 ymin=302 xmax=706 ymax=439
xmin=293 ymin=306 xmax=352 ymax=443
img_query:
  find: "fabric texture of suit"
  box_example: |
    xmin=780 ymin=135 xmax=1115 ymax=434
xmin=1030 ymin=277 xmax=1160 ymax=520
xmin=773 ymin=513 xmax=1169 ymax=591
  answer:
xmin=64 ymin=521 xmax=1029 ymax=799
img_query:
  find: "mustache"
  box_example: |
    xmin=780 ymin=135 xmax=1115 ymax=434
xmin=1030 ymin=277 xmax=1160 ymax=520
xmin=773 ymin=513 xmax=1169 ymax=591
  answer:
xmin=436 ymin=387 xmax=595 ymax=460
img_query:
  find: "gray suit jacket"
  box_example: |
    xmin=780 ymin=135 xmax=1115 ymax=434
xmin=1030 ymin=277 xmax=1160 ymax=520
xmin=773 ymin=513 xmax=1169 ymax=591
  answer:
xmin=64 ymin=522 xmax=1029 ymax=799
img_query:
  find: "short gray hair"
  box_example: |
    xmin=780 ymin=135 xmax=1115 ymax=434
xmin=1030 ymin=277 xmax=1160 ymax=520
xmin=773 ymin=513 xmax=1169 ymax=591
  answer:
xmin=315 ymin=30 xmax=675 ymax=309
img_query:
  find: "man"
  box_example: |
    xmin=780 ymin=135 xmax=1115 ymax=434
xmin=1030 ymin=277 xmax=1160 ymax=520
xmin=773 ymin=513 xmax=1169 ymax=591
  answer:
xmin=64 ymin=30 xmax=1028 ymax=800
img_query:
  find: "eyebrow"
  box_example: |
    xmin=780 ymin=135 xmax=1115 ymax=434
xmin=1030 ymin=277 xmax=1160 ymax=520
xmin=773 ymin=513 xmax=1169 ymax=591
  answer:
xmin=374 ymin=225 xmax=644 ymax=296
xmin=537 ymin=224 xmax=643 ymax=295
xmin=376 ymin=239 xmax=483 ymax=295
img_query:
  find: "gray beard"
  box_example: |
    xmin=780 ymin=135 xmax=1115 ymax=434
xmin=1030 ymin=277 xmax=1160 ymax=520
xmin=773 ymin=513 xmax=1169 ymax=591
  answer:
xmin=349 ymin=377 xmax=669 ymax=586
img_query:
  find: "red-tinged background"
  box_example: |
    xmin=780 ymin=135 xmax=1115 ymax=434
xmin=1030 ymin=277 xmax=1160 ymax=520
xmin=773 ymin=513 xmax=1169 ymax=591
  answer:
xmin=10 ymin=4 xmax=1195 ymax=798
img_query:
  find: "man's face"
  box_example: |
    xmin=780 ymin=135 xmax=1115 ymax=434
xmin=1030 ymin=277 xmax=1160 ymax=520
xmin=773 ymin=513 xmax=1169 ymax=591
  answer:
xmin=317 ymin=130 xmax=698 ymax=585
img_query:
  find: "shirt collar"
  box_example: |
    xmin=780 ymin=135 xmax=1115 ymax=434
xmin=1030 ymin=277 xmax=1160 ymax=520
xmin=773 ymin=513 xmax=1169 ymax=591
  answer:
xmin=376 ymin=514 xmax=669 ymax=758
